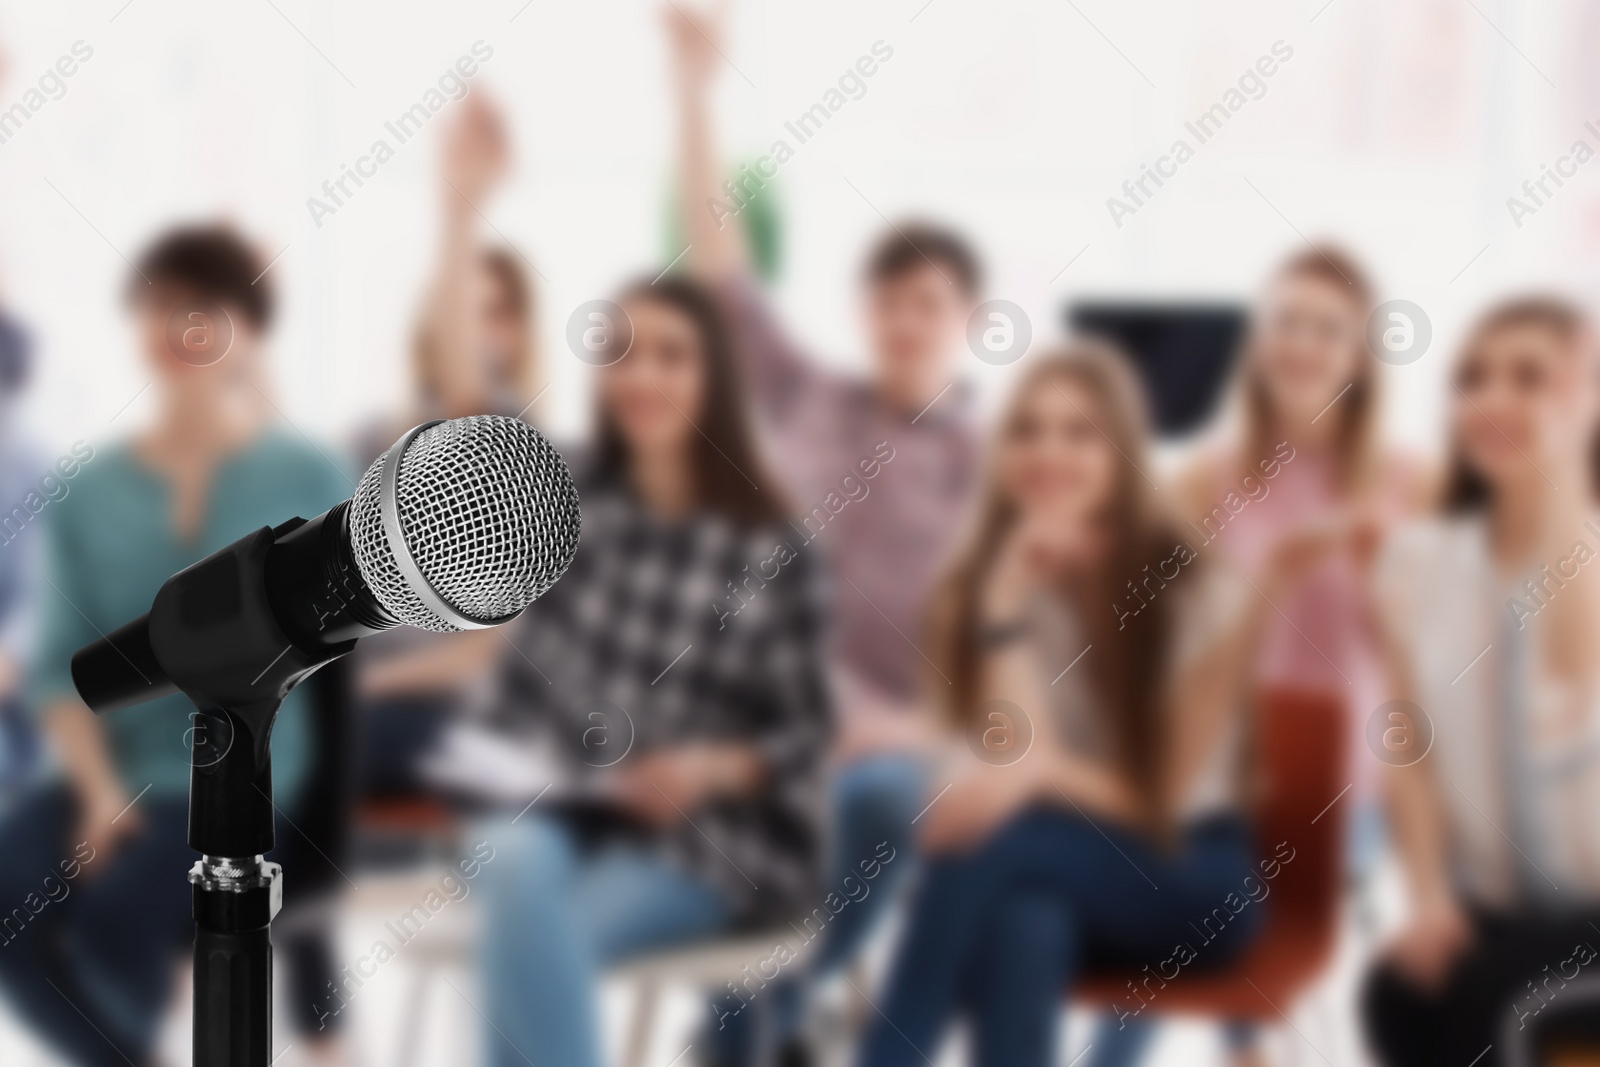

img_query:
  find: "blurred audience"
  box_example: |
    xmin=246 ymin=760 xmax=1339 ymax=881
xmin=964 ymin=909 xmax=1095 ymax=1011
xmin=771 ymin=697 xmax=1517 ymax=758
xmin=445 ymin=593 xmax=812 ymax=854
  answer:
xmin=669 ymin=8 xmax=980 ymax=1060
xmin=354 ymin=93 xmax=539 ymax=803
xmin=857 ymin=345 xmax=1275 ymax=1067
xmin=1363 ymin=297 xmax=1600 ymax=1067
xmin=0 ymin=225 xmax=350 ymax=1066
xmin=471 ymin=276 xmax=831 ymax=1067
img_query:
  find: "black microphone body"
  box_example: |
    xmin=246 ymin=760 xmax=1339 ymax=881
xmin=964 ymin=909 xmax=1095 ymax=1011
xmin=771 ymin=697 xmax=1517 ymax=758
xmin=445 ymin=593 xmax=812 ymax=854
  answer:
xmin=70 ymin=500 xmax=396 ymax=720
xmin=71 ymin=501 xmax=399 ymax=857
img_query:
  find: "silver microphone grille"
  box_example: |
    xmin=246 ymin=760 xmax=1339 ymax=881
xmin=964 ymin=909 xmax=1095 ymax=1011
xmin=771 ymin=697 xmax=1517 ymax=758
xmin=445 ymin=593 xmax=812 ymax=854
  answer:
xmin=346 ymin=415 xmax=581 ymax=632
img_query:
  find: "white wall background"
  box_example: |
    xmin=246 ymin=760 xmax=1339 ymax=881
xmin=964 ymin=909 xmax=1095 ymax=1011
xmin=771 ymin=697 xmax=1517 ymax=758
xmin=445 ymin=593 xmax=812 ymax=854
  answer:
xmin=0 ymin=0 xmax=1593 ymax=461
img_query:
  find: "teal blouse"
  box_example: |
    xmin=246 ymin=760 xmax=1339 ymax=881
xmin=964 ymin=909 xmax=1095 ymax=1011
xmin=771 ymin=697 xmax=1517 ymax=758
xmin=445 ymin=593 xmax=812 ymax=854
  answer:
xmin=30 ymin=430 xmax=352 ymax=808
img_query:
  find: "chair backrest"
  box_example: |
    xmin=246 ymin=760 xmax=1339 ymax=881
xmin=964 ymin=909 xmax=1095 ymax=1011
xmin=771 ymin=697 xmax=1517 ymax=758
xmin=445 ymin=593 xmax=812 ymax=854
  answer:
xmin=1251 ymin=687 xmax=1348 ymax=947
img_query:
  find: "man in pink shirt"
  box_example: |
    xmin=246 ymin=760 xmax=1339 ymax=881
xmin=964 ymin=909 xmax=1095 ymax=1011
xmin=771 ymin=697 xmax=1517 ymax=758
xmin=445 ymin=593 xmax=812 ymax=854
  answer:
xmin=667 ymin=10 xmax=981 ymax=1065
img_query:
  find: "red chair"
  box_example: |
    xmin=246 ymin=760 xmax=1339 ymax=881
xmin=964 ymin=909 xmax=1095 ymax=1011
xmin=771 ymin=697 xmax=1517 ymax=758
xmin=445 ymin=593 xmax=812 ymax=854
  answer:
xmin=1075 ymin=687 xmax=1349 ymax=1022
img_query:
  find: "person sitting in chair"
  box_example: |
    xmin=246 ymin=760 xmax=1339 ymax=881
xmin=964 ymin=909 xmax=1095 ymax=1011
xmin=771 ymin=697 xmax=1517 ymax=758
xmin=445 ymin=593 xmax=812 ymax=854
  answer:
xmin=474 ymin=275 xmax=831 ymax=1067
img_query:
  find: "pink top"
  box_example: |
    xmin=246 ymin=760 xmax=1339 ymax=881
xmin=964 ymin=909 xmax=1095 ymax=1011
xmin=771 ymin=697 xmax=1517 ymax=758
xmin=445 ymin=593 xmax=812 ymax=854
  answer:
xmin=1194 ymin=446 xmax=1417 ymax=791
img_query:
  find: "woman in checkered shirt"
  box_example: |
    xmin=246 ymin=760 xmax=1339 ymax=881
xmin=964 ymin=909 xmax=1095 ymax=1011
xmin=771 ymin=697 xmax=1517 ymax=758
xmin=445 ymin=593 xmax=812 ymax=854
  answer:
xmin=474 ymin=276 xmax=832 ymax=1067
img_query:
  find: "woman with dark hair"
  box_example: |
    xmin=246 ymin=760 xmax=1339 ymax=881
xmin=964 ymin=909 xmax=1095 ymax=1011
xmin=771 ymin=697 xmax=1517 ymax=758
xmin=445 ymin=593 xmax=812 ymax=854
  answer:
xmin=474 ymin=275 xmax=831 ymax=1067
xmin=1364 ymin=298 xmax=1600 ymax=1067
xmin=857 ymin=345 xmax=1276 ymax=1067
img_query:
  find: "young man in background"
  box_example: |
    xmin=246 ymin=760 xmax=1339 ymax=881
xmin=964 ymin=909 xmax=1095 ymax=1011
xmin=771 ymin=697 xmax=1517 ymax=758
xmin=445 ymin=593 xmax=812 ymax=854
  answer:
xmin=668 ymin=9 xmax=983 ymax=1063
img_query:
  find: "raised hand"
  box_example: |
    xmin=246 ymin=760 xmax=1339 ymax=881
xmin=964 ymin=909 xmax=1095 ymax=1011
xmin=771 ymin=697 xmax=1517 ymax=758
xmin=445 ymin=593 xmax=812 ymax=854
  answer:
xmin=442 ymin=93 xmax=510 ymax=206
xmin=662 ymin=1 xmax=726 ymax=97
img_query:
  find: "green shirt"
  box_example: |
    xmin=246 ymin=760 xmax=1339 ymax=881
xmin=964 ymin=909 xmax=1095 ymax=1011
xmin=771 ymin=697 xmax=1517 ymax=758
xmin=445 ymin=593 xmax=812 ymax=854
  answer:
xmin=31 ymin=430 xmax=352 ymax=808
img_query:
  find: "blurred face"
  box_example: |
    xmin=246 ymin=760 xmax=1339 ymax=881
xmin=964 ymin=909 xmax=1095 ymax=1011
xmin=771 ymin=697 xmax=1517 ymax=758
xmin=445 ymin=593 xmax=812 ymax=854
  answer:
xmin=598 ymin=296 xmax=705 ymax=457
xmin=1251 ymin=272 xmax=1365 ymax=424
xmin=1453 ymin=322 xmax=1597 ymax=493
xmin=475 ymin=259 xmax=524 ymax=384
xmin=864 ymin=263 xmax=972 ymax=392
xmin=996 ymin=375 xmax=1119 ymax=524
xmin=135 ymin=284 xmax=261 ymax=405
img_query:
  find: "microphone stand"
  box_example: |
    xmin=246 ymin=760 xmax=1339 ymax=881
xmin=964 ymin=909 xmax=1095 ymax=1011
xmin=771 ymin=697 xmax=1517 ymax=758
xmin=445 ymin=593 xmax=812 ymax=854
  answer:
xmin=92 ymin=522 xmax=359 ymax=1066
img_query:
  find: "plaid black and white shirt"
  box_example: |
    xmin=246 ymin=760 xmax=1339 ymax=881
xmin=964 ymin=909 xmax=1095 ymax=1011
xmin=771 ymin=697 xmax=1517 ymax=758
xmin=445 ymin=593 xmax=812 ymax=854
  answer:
xmin=492 ymin=469 xmax=832 ymax=923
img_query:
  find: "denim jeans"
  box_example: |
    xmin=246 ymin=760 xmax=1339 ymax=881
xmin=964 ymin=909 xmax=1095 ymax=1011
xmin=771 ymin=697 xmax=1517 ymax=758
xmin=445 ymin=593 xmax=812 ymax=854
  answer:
xmin=0 ymin=781 xmax=328 ymax=1066
xmin=705 ymin=751 xmax=924 ymax=1065
xmin=478 ymin=815 xmax=736 ymax=1067
xmin=857 ymin=807 xmax=1260 ymax=1067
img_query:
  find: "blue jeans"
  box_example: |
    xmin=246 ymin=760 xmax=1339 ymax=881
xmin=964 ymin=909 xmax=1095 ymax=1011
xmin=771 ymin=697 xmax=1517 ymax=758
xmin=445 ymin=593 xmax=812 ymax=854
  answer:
xmin=857 ymin=807 xmax=1261 ymax=1067
xmin=0 ymin=782 xmax=322 ymax=1066
xmin=706 ymin=752 xmax=924 ymax=1064
xmin=0 ymin=784 xmax=194 ymax=1066
xmin=478 ymin=815 xmax=736 ymax=1067
xmin=811 ymin=753 xmax=924 ymax=975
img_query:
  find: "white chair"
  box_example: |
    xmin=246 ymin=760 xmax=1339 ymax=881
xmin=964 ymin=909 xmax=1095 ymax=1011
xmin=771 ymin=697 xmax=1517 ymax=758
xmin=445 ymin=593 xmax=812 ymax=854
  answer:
xmin=361 ymin=866 xmax=811 ymax=1067
xmin=610 ymin=931 xmax=812 ymax=1067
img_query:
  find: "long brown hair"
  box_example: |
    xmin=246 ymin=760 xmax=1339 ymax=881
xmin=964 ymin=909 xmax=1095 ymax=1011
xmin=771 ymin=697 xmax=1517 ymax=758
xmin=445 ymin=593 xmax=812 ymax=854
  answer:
xmin=1240 ymin=244 xmax=1378 ymax=492
xmin=411 ymin=246 xmax=540 ymax=411
xmin=927 ymin=342 xmax=1186 ymax=829
xmin=594 ymin=275 xmax=786 ymax=528
xmin=1443 ymin=295 xmax=1596 ymax=512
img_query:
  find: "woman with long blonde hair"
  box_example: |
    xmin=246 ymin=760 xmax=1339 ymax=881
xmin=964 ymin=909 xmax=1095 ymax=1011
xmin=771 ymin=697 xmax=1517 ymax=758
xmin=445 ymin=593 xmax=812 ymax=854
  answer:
xmin=858 ymin=344 xmax=1284 ymax=1067
xmin=1178 ymin=245 xmax=1426 ymax=811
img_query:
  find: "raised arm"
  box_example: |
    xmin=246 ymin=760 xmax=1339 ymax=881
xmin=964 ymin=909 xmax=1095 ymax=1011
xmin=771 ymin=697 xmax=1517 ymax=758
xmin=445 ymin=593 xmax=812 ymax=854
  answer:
xmin=663 ymin=2 xmax=823 ymax=420
xmin=423 ymin=94 xmax=511 ymax=419
xmin=666 ymin=1 xmax=749 ymax=283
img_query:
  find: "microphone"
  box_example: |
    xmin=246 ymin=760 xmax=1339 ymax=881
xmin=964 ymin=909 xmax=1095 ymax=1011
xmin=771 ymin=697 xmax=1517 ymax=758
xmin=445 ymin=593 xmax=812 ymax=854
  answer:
xmin=71 ymin=414 xmax=581 ymax=713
